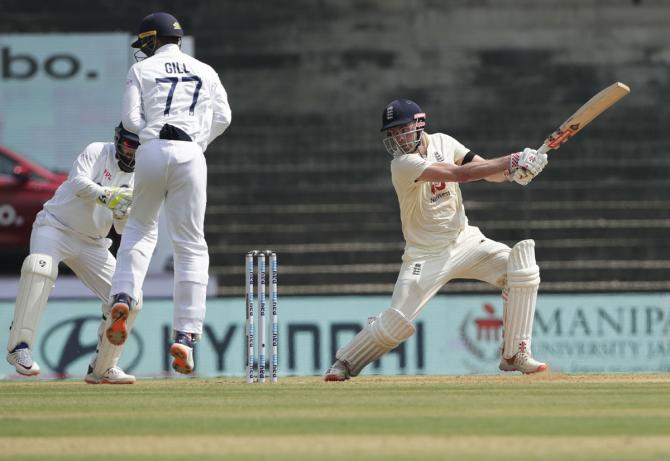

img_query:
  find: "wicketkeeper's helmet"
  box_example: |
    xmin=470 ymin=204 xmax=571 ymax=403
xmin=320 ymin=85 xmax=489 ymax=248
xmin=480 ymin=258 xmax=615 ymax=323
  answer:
xmin=114 ymin=123 xmax=139 ymax=173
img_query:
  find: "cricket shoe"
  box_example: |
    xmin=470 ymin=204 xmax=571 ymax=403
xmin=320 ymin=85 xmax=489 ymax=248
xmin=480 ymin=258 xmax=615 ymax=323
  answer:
xmin=499 ymin=352 xmax=548 ymax=374
xmin=106 ymin=293 xmax=132 ymax=346
xmin=323 ymin=359 xmax=351 ymax=382
xmin=170 ymin=332 xmax=195 ymax=374
xmin=6 ymin=343 xmax=40 ymax=376
xmin=85 ymin=366 xmax=136 ymax=384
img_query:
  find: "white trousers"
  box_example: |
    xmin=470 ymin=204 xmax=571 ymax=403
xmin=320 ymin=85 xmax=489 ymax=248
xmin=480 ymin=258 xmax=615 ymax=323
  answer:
xmin=31 ymin=225 xmax=115 ymax=302
xmin=391 ymin=226 xmax=510 ymax=321
xmin=111 ymin=139 xmax=209 ymax=334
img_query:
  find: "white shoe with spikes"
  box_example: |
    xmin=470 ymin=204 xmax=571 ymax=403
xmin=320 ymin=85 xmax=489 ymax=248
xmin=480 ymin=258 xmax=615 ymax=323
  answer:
xmin=499 ymin=352 xmax=548 ymax=374
xmin=85 ymin=366 xmax=136 ymax=384
xmin=6 ymin=345 xmax=40 ymax=376
xmin=323 ymin=360 xmax=351 ymax=382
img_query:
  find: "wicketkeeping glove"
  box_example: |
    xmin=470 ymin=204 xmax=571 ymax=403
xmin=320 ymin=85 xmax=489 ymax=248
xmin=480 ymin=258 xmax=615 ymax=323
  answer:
xmin=96 ymin=187 xmax=133 ymax=218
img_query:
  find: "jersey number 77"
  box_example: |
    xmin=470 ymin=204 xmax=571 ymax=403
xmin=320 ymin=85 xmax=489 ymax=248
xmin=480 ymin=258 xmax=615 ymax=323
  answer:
xmin=155 ymin=76 xmax=202 ymax=115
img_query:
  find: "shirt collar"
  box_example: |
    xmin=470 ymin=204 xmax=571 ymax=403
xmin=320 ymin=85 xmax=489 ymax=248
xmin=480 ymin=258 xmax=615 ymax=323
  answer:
xmin=154 ymin=44 xmax=180 ymax=55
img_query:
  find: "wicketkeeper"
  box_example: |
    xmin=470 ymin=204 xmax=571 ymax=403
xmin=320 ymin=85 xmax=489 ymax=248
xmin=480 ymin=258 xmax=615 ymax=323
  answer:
xmin=325 ymin=99 xmax=549 ymax=381
xmin=6 ymin=124 xmax=140 ymax=384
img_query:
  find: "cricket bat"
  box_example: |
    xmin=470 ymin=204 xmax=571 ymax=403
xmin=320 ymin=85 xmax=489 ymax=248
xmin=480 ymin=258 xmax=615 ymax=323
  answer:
xmin=537 ymin=82 xmax=630 ymax=154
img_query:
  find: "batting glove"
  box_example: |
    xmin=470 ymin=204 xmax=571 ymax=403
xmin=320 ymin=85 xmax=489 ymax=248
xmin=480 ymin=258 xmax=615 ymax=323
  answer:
xmin=517 ymin=148 xmax=548 ymax=176
xmin=507 ymin=148 xmax=548 ymax=186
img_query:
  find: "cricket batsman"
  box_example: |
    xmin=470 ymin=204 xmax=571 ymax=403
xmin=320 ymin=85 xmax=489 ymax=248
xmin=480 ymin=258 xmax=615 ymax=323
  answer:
xmin=6 ymin=124 xmax=140 ymax=384
xmin=325 ymin=99 xmax=549 ymax=381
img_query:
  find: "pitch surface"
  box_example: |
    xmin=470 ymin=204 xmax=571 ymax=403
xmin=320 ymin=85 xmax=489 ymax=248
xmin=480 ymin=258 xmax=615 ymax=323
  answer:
xmin=1 ymin=374 xmax=669 ymax=460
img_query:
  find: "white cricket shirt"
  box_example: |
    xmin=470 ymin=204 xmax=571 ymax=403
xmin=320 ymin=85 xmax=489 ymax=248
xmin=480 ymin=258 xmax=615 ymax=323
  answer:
xmin=122 ymin=44 xmax=232 ymax=152
xmin=37 ymin=143 xmax=134 ymax=241
xmin=391 ymin=132 xmax=470 ymax=260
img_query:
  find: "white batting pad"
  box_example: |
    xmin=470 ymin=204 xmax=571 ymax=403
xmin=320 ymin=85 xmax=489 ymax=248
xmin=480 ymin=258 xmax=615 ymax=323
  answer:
xmin=7 ymin=254 xmax=58 ymax=351
xmin=336 ymin=308 xmax=416 ymax=376
xmin=503 ymin=240 xmax=541 ymax=358
xmin=90 ymin=299 xmax=142 ymax=376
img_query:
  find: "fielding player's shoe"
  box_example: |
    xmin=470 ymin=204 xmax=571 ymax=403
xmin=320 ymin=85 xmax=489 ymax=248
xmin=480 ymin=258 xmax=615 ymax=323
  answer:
xmin=6 ymin=343 xmax=40 ymax=376
xmin=324 ymin=359 xmax=351 ymax=382
xmin=499 ymin=352 xmax=548 ymax=374
xmin=170 ymin=332 xmax=195 ymax=374
xmin=106 ymin=293 xmax=132 ymax=346
xmin=85 ymin=366 xmax=136 ymax=384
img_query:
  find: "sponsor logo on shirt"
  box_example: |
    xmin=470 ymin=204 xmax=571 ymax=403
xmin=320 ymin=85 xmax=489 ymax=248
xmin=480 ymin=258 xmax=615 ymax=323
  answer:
xmin=430 ymin=181 xmax=451 ymax=203
xmin=431 ymin=182 xmax=446 ymax=194
xmin=431 ymin=191 xmax=451 ymax=203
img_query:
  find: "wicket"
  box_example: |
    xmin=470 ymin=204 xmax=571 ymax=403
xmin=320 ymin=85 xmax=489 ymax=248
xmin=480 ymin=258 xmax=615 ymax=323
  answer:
xmin=245 ymin=250 xmax=278 ymax=383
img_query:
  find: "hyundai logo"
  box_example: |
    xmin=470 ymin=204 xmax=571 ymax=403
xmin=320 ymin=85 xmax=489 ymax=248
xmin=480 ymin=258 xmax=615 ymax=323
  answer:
xmin=40 ymin=315 xmax=143 ymax=375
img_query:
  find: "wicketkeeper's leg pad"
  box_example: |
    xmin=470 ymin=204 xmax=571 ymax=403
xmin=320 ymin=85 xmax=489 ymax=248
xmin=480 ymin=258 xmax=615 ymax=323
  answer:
xmin=502 ymin=239 xmax=541 ymax=358
xmin=336 ymin=308 xmax=415 ymax=377
xmin=7 ymin=254 xmax=58 ymax=352
xmin=90 ymin=297 xmax=142 ymax=376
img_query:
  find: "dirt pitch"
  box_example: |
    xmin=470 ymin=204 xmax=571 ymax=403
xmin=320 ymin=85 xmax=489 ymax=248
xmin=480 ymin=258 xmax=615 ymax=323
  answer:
xmin=1 ymin=374 xmax=670 ymax=461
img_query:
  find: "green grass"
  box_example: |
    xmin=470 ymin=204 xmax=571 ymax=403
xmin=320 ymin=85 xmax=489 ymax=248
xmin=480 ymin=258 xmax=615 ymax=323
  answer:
xmin=1 ymin=375 xmax=670 ymax=460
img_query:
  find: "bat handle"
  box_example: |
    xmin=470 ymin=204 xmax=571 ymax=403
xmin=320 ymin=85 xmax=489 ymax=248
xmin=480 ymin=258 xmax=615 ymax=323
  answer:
xmin=536 ymin=144 xmax=550 ymax=155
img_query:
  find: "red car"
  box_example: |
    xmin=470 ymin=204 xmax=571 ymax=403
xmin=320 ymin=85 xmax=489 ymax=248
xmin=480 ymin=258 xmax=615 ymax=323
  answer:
xmin=0 ymin=145 xmax=67 ymax=257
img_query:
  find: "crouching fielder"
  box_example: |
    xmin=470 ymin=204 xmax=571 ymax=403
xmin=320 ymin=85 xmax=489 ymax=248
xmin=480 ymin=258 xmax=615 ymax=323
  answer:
xmin=6 ymin=124 xmax=141 ymax=384
xmin=325 ymin=99 xmax=548 ymax=381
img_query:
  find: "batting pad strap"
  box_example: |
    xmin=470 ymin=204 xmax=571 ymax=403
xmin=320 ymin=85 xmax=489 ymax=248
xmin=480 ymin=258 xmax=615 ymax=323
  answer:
xmin=7 ymin=254 xmax=58 ymax=352
xmin=336 ymin=308 xmax=415 ymax=376
xmin=507 ymin=267 xmax=540 ymax=287
xmin=503 ymin=240 xmax=540 ymax=358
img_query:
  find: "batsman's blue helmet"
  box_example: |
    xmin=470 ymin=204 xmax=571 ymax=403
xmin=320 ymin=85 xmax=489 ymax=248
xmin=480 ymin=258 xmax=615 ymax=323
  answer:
xmin=380 ymin=99 xmax=426 ymax=131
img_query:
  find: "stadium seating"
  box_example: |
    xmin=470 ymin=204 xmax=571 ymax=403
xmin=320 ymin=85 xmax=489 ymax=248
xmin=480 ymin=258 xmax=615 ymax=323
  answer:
xmin=5 ymin=0 xmax=668 ymax=295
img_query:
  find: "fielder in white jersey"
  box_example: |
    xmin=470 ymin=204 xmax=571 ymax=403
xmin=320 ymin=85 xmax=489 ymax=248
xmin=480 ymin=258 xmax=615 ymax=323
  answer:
xmin=108 ymin=12 xmax=232 ymax=375
xmin=6 ymin=124 xmax=140 ymax=384
xmin=325 ymin=99 xmax=549 ymax=381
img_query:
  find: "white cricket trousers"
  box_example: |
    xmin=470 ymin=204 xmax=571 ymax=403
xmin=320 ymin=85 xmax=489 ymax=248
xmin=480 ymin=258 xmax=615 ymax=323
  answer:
xmin=391 ymin=226 xmax=511 ymax=321
xmin=111 ymin=139 xmax=209 ymax=335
